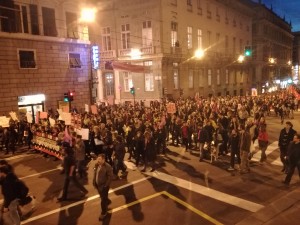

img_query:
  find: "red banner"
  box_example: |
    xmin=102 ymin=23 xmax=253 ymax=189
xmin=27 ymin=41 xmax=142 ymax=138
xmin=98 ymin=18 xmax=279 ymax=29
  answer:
xmin=112 ymin=62 xmax=150 ymax=73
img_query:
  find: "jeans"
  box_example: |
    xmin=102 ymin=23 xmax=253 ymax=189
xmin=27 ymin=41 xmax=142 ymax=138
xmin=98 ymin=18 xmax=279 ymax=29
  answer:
xmin=62 ymin=175 xmax=88 ymax=199
xmin=97 ymin=186 xmax=110 ymax=215
xmin=8 ymin=199 xmax=21 ymax=225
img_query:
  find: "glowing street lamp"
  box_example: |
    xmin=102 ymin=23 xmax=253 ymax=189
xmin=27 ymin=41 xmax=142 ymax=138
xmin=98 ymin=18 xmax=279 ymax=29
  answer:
xmin=269 ymin=57 xmax=276 ymax=64
xmin=194 ymin=49 xmax=205 ymax=59
xmin=80 ymin=8 xmax=96 ymax=23
xmin=237 ymin=55 xmax=245 ymax=63
xmin=129 ymin=48 xmax=142 ymax=59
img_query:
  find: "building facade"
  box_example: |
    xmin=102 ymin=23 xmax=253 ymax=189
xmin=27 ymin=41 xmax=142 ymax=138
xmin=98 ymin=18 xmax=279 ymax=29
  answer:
xmin=250 ymin=1 xmax=294 ymax=92
xmin=90 ymin=0 xmax=254 ymax=105
xmin=292 ymin=31 xmax=300 ymax=84
xmin=0 ymin=0 xmax=91 ymax=117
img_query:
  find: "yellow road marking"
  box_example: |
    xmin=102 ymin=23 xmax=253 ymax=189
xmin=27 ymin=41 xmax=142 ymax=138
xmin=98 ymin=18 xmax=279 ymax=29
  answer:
xmin=109 ymin=191 xmax=223 ymax=225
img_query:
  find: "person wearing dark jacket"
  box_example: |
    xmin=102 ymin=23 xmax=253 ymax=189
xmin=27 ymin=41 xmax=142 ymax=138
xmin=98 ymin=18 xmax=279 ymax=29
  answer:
xmin=227 ymin=129 xmax=241 ymax=171
xmin=141 ymin=131 xmax=156 ymax=172
xmin=93 ymin=154 xmax=113 ymax=220
xmin=57 ymin=142 xmax=88 ymax=201
xmin=0 ymin=166 xmax=21 ymax=225
xmin=113 ymin=135 xmax=127 ymax=179
xmin=283 ymin=133 xmax=300 ymax=185
xmin=278 ymin=121 xmax=297 ymax=173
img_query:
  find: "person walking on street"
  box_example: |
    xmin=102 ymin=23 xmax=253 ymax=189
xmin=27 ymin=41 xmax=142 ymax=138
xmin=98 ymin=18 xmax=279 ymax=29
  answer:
xmin=0 ymin=166 xmax=27 ymax=225
xmin=227 ymin=129 xmax=241 ymax=171
xmin=278 ymin=121 xmax=297 ymax=173
xmin=93 ymin=153 xmax=113 ymax=221
xmin=257 ymin=124 xmax=269 ymax=164
xmin=283 ymin=133 xmax=300 ymax=185
xmin=239 ymin=124 xmax=252 ymax=174
xmin=74 ymin=135 xmax=87 ymax=179
xmin=57 ymin=142 xmax=88 ymax=201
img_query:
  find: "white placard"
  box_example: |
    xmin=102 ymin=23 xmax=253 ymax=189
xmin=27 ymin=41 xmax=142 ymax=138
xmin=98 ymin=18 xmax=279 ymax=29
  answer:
xmin=0 ymin=116 xmax=10 ymax=127
xmin=49 ymin=118 xmax=56 ymax=127
xmin=85 ymin=104 xmax=89 ymax=113
xmin=9 ymin=112 xmax=18 ymax=121
xmin=26 ymin=113 xmax=33 ymax=124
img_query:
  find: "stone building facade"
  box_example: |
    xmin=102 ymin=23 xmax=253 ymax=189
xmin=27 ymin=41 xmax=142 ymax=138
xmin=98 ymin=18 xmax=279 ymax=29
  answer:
xmin=0 ymin=0 xmax=90 ymax=117
xmin=90 ymin=0 xmax=254 ymax=105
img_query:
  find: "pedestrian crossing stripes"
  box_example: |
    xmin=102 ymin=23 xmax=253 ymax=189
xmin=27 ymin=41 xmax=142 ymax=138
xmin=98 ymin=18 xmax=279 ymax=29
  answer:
xmin=251 ymin=141 xmax=282 ymax=166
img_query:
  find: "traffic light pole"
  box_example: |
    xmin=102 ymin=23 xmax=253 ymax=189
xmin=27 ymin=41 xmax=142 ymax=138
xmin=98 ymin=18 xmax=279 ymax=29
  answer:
xmin=133 ymin=93 xmax=135 ymax=108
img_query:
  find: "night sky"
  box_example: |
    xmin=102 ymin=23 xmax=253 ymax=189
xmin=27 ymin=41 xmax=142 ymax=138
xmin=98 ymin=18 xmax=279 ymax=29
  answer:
xmin=257 ymin=0 xmax=300 ymax=32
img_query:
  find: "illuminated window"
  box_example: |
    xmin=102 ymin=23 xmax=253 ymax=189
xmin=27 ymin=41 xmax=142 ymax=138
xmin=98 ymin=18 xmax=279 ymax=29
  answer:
xmin=69 ymin=53 xmax=81 ymax=68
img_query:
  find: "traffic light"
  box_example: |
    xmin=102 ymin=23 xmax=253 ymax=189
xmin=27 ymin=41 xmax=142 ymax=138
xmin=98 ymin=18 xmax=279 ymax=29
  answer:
xmin=64 ymin=93 xmax=69 ymax=102
xmin=130 ymin=87 xmax=135 ymax=95
xmin=244 ymin=46 xmax=252 ymax=57
xmin=68 ymin=91 xmax=74 ymax=101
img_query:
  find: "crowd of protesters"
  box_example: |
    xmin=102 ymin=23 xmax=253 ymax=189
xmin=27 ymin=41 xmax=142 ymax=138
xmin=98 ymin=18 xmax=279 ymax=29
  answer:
xmin=0 ymin=90 xmax=299 ymax=178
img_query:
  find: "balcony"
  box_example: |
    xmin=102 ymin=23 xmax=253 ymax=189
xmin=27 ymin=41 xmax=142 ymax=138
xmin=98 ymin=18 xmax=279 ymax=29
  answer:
xmin=100 ymin=50 xmax=116 ymax=59
xmin=118 ymin=49 xmax=131 ymax=57
xmin=141 ymin=46 xmax=155 ymax=55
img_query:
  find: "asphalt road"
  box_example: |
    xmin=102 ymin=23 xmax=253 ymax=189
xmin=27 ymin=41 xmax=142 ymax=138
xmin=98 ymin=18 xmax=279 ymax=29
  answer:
xmin=1 ymin=111 xmax=300 ymax=225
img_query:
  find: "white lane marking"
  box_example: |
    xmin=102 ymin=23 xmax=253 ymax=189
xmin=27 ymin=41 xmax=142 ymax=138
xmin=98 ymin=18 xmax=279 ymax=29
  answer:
xmin=21 ymin=177 xmax=150 ymax=224
xmin=144 ymin=171 xmax=264 ymax=213
xmin=3 ymin=153 xmax=33 ymax=161
xmin=251 ymin=141 xmax=282 ymax=165
xmin=19 ymin=168 xmax=61 ymax=180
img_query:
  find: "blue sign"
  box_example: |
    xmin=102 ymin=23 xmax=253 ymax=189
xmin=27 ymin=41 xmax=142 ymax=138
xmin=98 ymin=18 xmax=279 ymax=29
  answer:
xmin=92 ymin=45 xmax=100 ymax=69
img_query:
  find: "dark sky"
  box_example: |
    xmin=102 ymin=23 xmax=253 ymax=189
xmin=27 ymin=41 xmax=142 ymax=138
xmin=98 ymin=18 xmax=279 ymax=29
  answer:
xmin=257 ymin=0 xmax=300 ymax=32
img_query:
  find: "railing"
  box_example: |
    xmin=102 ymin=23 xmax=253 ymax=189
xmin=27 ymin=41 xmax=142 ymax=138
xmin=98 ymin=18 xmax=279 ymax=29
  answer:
xmin=100 ymin=50 xmax=116 ymax=59
xmin=141 ymin=46 xmax=155 ymax=54
xmin=118 ymin=49 xmax=131 ymax=57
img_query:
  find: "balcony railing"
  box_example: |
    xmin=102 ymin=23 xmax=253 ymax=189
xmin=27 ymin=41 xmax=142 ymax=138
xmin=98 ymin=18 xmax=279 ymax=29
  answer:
xmin=100 ymin=50 xmax=116 ymax=59
xmin=118 ymin=49 xmax=131 ymax=57
xmin=141 ymin=46 xmax=155 ymax=54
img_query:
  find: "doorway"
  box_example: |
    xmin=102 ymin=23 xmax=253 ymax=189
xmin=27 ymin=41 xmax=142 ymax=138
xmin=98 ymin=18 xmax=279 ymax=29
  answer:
xmin=18 ymin=94 xmax=45 ymax=122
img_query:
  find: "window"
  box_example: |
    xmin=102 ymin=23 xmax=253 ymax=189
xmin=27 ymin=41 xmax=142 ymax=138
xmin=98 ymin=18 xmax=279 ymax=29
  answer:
xmin=240 ymin=71 xmax=243 ymax=84
xmin=123 ymin=72 xmax=133 ymax=92
xmin=233 ymin=18 xmax=236 ymax=27
xmin=197 ymin=0 xmax=202 ymax=14
xmin=188 ymin=69 xmax=194 ymax=88
xmin=187 ymin=26 xmax=192 ymax=49
xmin=142 ymin=21 xmax=152 ymax=47
xmin=66 ymin=12 xmax=78 ymax=39
xmin=198 ymin=69 xmax=204 ymax=87
xmin=233 ymin=37 xmax=236 ymax=55
xmin=216 ymin=33 xmax=220 ymax=43
xmin=225 ymin=35 xmax=228 ymax=54
xmin=18 ymin=50 xmax=36 ymax=69
xmin=207 ymin=30 xmax=211 ymax=47
xmin=173 ymin=67 xmax=179 ymax=89
xmin=42 ymin=7 xmax=57 ymax=36
xmin=225 ymin=69 xmax=229 ymax=84
xmin=69 ymin=53 xmax=81 ymax=68
xmin=29 ymin=4 xmax=39 ymax=35
xmin=15 ymin=4 xmax=29 ymax=33
xmin=145 ymin=61 xmax=154 ymax=91
xmin=216 ymin=69 xmax=220 ymax=85
xmin=171 ymin=22 xmax=178 ymax=47
xmin=171 ymin=0 xmax=177 ymax=5
xmin=121 ymin=24 xmax=130 ymax=49
xmin=233 ymin=70 xmax=237 ymax=84
xmin=197 ymin=29 xmax=202 ymax=49
xmin=208 ymin=69 xmax=212 ymax=86
xmin=216 ymin=7 xmax=220 ymax=22
xmin=102 ymin=27 xmax=112 ymax=51
xmin=187 ymin=0 xmax=192 ymax=6
xmin=105 ymin=73 xmax=114 ymax=96
xmin=207 ymin=3 xmax=211 ymax=19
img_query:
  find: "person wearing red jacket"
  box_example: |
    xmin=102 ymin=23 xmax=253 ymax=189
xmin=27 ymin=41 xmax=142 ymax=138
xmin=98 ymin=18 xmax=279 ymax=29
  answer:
xmin=258 ymin=124 xmax=269 ymax=164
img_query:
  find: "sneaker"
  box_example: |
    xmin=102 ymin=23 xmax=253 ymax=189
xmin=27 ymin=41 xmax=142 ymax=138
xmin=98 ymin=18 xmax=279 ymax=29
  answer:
xmin=57 ymin=197 xmax=67 ymax=202
xmin=99 ymin=213 xmax=107 ymax=220
xmin=227 ymin=167 xmax=234 ymax=171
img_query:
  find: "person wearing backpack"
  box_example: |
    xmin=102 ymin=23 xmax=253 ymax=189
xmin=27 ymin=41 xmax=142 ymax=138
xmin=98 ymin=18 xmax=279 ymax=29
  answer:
xmin=0 ymin=166 xmax=28 ymax=225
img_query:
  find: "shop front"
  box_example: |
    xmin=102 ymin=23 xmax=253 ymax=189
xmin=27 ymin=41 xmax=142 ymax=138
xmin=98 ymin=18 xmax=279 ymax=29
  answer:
xmin=18 ymin=94 xmax=45 ymax=121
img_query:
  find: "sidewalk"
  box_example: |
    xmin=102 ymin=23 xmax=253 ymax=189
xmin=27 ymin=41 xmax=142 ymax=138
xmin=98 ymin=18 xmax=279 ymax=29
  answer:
xmin=236 ymin=187 xmax=300 ymax=225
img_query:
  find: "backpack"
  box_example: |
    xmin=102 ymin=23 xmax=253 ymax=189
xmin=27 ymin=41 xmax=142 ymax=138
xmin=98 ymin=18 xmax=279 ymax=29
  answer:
xmin=15 ymin=179 xmax=29 ymax=200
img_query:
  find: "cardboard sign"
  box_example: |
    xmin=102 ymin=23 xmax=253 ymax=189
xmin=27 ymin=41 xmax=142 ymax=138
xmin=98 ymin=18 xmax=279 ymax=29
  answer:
xmin=77 ymin=128 xmax=89 ymax=140
xmin=49 ymin=118 xmax=56 ymax=127
xmin=40 ymin=112 xmax=48 ymax=119
xmin=26 ymin=113 xmax=33 ymax=124
xmin=9 ymin=112 xmax=18 ymax=121
xmin=0 ymin=116 xmax=10 ymax=127
xmin=85 ymin=104 xmax=89 ymax=113
xmin=166 ymin=103 xmax=176 ymax=114
xmin=91 ymin=105 xmax=98 ymax=114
